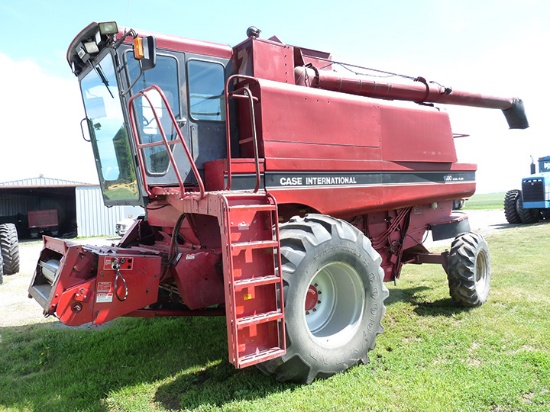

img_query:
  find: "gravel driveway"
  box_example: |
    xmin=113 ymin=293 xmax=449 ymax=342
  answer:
xmin=0 ymin=209 xmax=508 ymax=328
xmin=0 ymin=237 xmax=118 ymax=328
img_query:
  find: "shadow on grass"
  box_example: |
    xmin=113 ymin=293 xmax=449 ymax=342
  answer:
xmin=1 ymin=285 xmax=481 ymax=411
xmin=0 ymin=315 xmax=290 ymax=412
xmin=154 ymin=360 xmax=293 ymax=411
xmin=386 ymin=285 xmax=473 ymax=317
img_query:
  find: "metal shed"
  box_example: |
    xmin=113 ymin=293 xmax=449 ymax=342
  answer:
xmin=0 ymin=176 xmax=142 ymax=238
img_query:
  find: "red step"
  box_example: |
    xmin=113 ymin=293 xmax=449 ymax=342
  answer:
xmin=220 ymin=193 xmax=286 ymax=368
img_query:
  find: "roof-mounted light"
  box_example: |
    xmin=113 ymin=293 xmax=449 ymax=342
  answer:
xmin=98 ymin=21 xmax=118 ymax=35
xmin=76 ymin=44 xmax=90 ymax=63
xmin=83 ymin=41 xmax=99 ymax=54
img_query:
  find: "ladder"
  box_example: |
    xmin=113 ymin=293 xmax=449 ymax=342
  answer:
xmin=221 ymin=193 xmax=286 ymax=368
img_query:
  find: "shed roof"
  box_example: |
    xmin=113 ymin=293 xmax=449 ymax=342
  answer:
xmin=0 ymin=176 xmax=95 ymax=189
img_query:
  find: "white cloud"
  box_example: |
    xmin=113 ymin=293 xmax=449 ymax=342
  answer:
xmin=0 ymin=53 xmax=98 ymax=184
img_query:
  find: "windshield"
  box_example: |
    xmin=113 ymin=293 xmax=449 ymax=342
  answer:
xmin=80 ymin=53 xmax=140 ymax=203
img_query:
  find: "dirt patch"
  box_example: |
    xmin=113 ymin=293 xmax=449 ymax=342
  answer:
xmin=425 ymin=209 xmax=508 ymax=249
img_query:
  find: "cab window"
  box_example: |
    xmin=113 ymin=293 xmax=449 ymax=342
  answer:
xmin=187 ymin=60 xmax=225 ymax=121
xmin=126 ymin=53 xmax=180 ymax=175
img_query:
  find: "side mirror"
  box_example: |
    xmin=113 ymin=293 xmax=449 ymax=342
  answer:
xmin=133 ymin=36 xmax=156 ymax=71
xmin=530 ymin=155 xmax=536 ymax=175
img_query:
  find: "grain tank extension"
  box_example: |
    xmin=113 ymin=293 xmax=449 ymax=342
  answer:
xmin=28 ymin=22 xmax=528 ymax=383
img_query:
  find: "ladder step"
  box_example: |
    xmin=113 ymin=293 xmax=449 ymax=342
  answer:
xmin=238 ymin=348 xmax=286 ymax=368
xmin=234 ymin=275 xmax=281 ymax=288
xmin=231 ymin=240 xmax=278 ymax=251
xmin=236 ymin=310 xmax=284 ymax=328
xmin=221 ymin=192 xmax=286 ymax=368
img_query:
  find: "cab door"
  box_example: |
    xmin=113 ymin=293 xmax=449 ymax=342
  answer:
xmin=125 ymin=50 xmax=193 ymax=187
xmin=185 ymin=57 xmax=228 ymax=174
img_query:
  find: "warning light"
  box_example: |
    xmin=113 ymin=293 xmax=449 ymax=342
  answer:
xmin=133 ymin=38 xmax=144 ymax=60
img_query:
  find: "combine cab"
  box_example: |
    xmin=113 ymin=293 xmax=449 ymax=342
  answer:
xmin=29 ymin=21 xmax=528 ymax=383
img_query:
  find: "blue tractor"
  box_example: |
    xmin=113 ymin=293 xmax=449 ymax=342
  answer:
xmin=504 ymin=156 xmax=550 ymax=224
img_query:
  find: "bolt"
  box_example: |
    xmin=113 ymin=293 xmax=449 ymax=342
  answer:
xmin=306 ymin=311 xmax=310 ymax=315
xmin=312 ymin=308 xmax=317 ymax=312
xmin=314 ymin=283 xmax=318 ymax=287
xmin=318 ymin=291 xmax=322 ymax=294
xmin=72 ymin=303 xmax=82 ymax=312
xmin=318 ymin=300 xmax=321 ymax=304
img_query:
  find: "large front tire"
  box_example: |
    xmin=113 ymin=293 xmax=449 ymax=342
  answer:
xmin=504 ymin=189 xmax=521 ymax=224
xmin=258 ymin=214 xmax=388 ymax=383
xmin=446 ymin=233 xmax=490 ymax=307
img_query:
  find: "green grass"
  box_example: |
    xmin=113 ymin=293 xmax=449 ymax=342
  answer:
xmin=2 ymin=223 xmax=550 ymax=411
xmin=463 ymin=192 xmax=505 ymax=210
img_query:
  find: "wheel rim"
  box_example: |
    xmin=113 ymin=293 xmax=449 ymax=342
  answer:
xmin=475 ymin=250 xmax=489 ymax=294
xmin=304 ymin=261 xmax=365 ymax=347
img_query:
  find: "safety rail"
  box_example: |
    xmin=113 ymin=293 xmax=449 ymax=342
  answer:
xmin=224 ymin=75 xmax=262 ymax=192
xmin=127 ymin=84 xmax=205 ymax=199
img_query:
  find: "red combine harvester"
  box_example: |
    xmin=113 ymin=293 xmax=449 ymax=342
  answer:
xmin=29 ymin=22 xmax=528 ymax=383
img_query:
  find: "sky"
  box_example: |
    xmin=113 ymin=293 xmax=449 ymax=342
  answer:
xmin=1 ymin=0 xmax=549 ymax=193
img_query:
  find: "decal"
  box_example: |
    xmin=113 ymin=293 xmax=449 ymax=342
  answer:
xmin=304 ymin=176 xmax=358 ymax=185
xmin=97 ymin=282 xmax=113 ymax=293
xmin=280 ymin=177 xmax=303 ymax=186
xmin=96 ymin=292 xmax=113 ymax=303
xmin=229 ymin=171 xmax=476 ymax=190
xmin=444 ymin=174 xmax=464 ymax=182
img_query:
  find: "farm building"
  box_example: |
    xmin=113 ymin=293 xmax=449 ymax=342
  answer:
xmin=0 ymin=176 xmax=142 ymax=239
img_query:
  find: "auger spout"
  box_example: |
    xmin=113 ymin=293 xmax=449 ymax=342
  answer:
xmin=295 ymin=66 xmax=528 ymax=129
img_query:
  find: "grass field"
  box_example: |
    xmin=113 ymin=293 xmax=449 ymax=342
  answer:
xmin=1 ymin=220 xmax=549 ymax=411
xmin=463 ymin=192 xmax=505 ymax=210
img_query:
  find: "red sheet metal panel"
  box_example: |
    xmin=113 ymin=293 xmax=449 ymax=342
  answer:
xmin=233 ymin=37 xmax=294 ymax=83
xmin=251 ymin=79 xmax=457 ymax=165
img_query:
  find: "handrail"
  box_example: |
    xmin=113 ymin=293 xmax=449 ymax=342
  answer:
xmin=127 ymin=85 xmax=205 ymax=199
xmin=224 ymin=75 xmax=262 ymax=192
xmin=241 ymin=86 xmax=261 ymax=193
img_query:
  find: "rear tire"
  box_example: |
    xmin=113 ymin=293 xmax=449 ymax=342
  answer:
xmin=504 ymin=190 xmax=521 ymax=224
xmin=257 ymin=214 xmax=388 ymax=383
xmin=0 ymin=223 xmax=20 ymax=275
xmin=453 ymin=199 xmax=465 ymax=210
xmin=515 ymin=192 xmax=540 ymax=224
xmin=446 ymin=233 xmax=490 ymax=307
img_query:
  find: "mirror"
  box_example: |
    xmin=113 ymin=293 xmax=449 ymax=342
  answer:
xmin=134 ymin=36 xmax=157 ymax=71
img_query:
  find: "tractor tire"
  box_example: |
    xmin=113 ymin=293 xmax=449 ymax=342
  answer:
xmin=0 ymin=249 xmax=3 ymax=284
xmin=257 ymin=214 xmax=388 ymax=383
xmin=515 ymin=192 xmax=540 ymax=224
xmin=503 ymin=189 xmax=521 ymax=224
xmin=446 ymin=233 xmax=490 ymax=307
xmin=453 ymin=199 xmax=465 ymax=210
xmin=0 ymin=223 xmax=20 ymax=275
